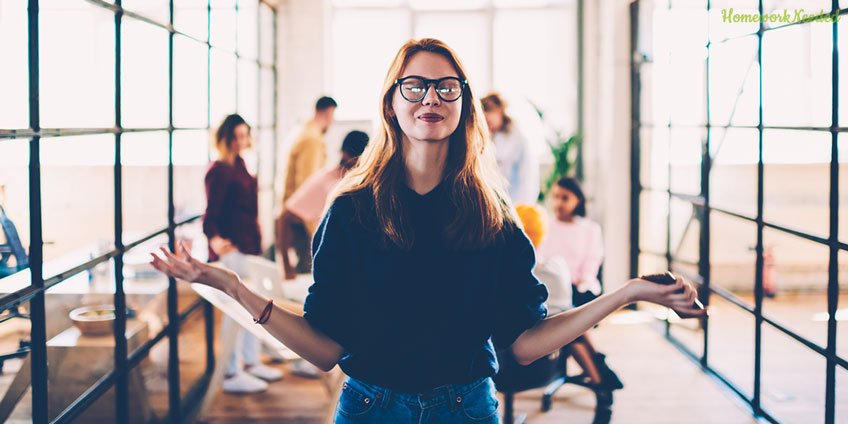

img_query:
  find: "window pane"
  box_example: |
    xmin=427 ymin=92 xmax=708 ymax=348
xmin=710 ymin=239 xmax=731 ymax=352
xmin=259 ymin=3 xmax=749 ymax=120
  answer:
xmin=332 ymin=0 xmax=402 ymax=5
xmin=40 ymin=2 xmax=115 ymax=128
xmin=174 ymin=0 xmax=209 ymax=41
xmin=238 ymin=59 xmax=259 ymax=126
xmin=174 ymin=35 xmax=209 ymax=128
xmin=174 ymin=131 xmax=210 ymax=219
xmin=122 ymin=19 xmax=169 ymax=129
xmin=711 ymin=212 xmax=757 ymax=295
xmin=841 ymin=134 xmax=848 ymax=244
xmin=493 ymin=7 xmax=577 ymax=134
xmin=642 ymin=125 xmax=670 ymax=190
xmin=237 ymin=0 xmax=258 ymax=59
xmin=669 ymin=127 xmax=703 ymax=196
xmin=259 ymin=3 xmax=274 ymax=66
xmin=670 ymin=196 xmax=699 ymax=265
xmin=709 ymin=1 xmax=758 ymax=42
xmin=0 ymin=139 xmax=30 ymax=281
xmin=259 ymin=68 xmax=275 ymax=127
xmin=709 ymin=128 xmax=759 ymax=217
xmin=667 ymin=8 xmax=708 ymax=126
xmin=762 ymin=227 xmax=830 ymax=347
xmin=414 ymin=12 xmax=490 ymax=92
xmin=763 ymin=130 xmax=831 ymax=239
xmin=211 ymin=5 xmax=236 ymax=53
xmin=839 ymin=19 xmax=848 ymax=126
xmin=709 ymin=36 xmax=759 ymax=127
xmin=256 ymin=128 xmax=274 ymax=189
xmin=0 ymin=0 xmax=29 ymax=129
xmin=122 ymin=132 xmax=168 ymax=244
xmin=41 ymin=134 xmax=115 ymax=264
xmin=761 ymin=327 xmax=826 ymax=424
xmin=331 ymin=9 xmax=411 ymax=120
xmin=210 ymin=48 xmax=236 ymax=126
xmin=410 ymin=0 xmax=487 ymax=10
xmin=706 ymin=294 xmax=755 ymax=397
xmin=762 ymin=24 xmax=832 ymax=128
xmin=122 ymin=0 xmax=170 ymax=26
xmin=639 ymin=190 xmax=669 ymax=254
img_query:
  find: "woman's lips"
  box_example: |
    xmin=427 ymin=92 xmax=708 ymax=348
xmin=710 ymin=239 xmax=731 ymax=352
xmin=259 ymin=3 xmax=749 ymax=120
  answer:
xmin=418 ymin=113 xmax=444 ymax=123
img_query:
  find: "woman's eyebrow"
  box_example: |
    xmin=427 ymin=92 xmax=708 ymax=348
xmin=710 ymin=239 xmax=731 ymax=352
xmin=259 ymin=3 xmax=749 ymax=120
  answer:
xmin=400 ymin=74 xmax=459 ymax=80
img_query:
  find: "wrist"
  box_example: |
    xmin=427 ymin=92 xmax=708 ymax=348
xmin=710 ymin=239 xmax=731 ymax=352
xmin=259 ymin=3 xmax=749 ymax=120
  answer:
xmin=617 ymin=280 xmax=638 ymax=305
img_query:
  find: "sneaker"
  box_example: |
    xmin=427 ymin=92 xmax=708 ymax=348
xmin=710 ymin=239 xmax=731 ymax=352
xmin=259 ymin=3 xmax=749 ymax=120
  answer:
xmin=245 ymin=363 xmax=284 ymax=382
xmin=593 ymin=353 xmax=624 ymax=391
xmin=289 ymin=359 xmax=321 ymax=379
xmin=222 ymin=371 xmax=268 ymax=394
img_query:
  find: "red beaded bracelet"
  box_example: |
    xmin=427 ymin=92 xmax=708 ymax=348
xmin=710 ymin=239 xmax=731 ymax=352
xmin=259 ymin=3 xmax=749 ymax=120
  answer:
xmin=254 ymin=299 xmax=274 ymax=324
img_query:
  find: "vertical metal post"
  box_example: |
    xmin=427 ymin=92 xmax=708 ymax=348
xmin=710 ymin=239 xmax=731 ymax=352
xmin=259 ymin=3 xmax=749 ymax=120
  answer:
xmin=27 ymin=0 xmax=48 ymax=422
xmin=113 ymin=3 xmax=130 ymax=423
xmin=204 ymin=0 xmax=216 ymax=379
xmin=825 ymin=2 xmax=839 ymax=424
xmin=629 ymin=0 xmax=641 ymax=282
xmin=576 ymin=0 xmax=584 ymax=181
xmin=700 ymin=0 xmax=712 ymax=369
xmin=167 ymin=0 xmax=182 ymax=421
xmin=752 ymin=0 xmax=765 ymax=414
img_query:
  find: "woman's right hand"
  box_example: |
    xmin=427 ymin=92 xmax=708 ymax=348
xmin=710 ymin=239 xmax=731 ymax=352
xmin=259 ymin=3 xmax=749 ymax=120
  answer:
xmin=624 ymin=276 xmax=707 ymax=317
xmin=209 ymin=236 xmax=236 ymax=257
xmin=150 ymin=241 xmax=239 ymax=295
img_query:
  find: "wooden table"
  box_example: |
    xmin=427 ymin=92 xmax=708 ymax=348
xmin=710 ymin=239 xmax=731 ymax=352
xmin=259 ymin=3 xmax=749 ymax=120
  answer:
xmin=0 ymin=319 xmax=152 ymax=423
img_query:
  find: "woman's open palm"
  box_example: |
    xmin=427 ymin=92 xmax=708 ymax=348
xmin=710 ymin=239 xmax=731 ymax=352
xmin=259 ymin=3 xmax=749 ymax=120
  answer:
xmin=149 ymin=241 xmax=237 ymax=293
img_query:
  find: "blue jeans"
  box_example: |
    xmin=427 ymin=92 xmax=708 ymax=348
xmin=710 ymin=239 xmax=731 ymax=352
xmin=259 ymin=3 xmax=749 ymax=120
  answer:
xmin=333 ymin=375 xmax=500 ymax=424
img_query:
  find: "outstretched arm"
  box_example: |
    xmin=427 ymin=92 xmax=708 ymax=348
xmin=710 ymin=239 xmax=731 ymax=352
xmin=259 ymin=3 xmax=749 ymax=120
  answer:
xmin=150 ymin=242 xmax=344 ymax=371
xmin=510 ymin=276 xmax=704 ymax=365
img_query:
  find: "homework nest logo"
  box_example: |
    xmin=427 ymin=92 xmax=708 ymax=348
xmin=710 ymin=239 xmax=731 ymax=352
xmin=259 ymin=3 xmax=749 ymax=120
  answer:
xmin=721 ymin=8 xmax=841 ymax=24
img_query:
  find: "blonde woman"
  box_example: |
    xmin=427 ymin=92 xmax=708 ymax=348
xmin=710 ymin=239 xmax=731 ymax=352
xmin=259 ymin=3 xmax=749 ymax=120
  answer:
xmin=152 ymin=39 xmax=703 ymax=423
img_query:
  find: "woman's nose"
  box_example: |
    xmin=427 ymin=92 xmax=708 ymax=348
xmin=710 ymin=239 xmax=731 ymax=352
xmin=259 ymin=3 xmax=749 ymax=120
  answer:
xmin=421 ymin=84 xmax=441 ymax=106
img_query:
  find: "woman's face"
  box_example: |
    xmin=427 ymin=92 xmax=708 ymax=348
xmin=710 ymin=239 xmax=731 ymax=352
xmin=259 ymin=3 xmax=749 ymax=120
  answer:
xmin=391 ymin=51 xmax=463 ymax=145
xmin=232 ymin=123 xmax=250 ymax=154
xmin=484 ymin=107 xmax=504 ymax=133
xmin=551 ymin=184 xmax=581 ymax=221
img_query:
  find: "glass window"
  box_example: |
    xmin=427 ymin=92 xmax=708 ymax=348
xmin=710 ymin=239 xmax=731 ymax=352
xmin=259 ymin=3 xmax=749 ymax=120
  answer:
xmin=122 ymin=19 xmax=169 ymax=129
xmin=331 ymin=8 xmax=411 ymax=120
xmin=709 ymin=0 xmax=758 ymax=42
xmin=763 ymin=130 xmax=831 ymax=239
xmin=174 ymin=130 xmax=211 ymax=220
xmin=0 ymin=0 xmax=29 ymax=129
xmin=174 ymin=0 xmax=209 ymax=41
xmin=238 ymin=59 xmax=259 ymax=126
xmin=211 ymin=4 xmax=236 ymax=53
xmin=493 ymin=7 xmax=577 ymax=134
xmin=40 ymin=2 xmax=115 ymax=128
xmin=409 ymin=0 xmax=487 ymax=10
xmin=414 ymin=12 xmax=490 ymax=92
xmin=709 ymin=36 xmax=759 ymax=127
xmin=639 ymin=190 xmax=669 ymax=254
xmin=256 ymin=128 xmax=274 ymax=188
xmin=259 ymin=3 xmax=274 ymax=66
xmin=122 ymin=0 xmax=170 ymax=26
xmin=762 ymin=24 xmax=832 ymax=128
xmin=0 ymin=139 xmax=31 ymax=281
xmin=670 ymin=196 xmax=699 ymax=265
xmin=40 ymin=134 xmax=115 ymax=264
xmin=840 ymin=134 xmax=848 ymax=244
xmin=121 ymin=132 xmax=169 ymax=244
xmin=761 ymin=326 xmax=826 ymax=424
xmin=709 ymin=128 xmax=759 ymax=218
xmin=669 ymin=127 xmax=703 ymax=196
xmin=237 ymin=0 xmax=258 ymax=60
xmin=259 ymin=68 xmax=275 ymax=127
xmin=210 ymin=48 xmax=237 ymax=127
xmin=174 ymin=35 xmax=209 ymax=128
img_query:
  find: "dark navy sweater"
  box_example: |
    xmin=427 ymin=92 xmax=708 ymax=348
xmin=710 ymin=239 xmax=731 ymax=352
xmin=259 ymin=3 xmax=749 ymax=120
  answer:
xmin=302 ymin=181 xmax=548 ymax=393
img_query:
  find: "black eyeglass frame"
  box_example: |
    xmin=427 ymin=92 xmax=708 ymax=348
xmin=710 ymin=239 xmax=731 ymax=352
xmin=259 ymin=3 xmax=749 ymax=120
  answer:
xmin=394 ymin=76 xmax=468 ymax=103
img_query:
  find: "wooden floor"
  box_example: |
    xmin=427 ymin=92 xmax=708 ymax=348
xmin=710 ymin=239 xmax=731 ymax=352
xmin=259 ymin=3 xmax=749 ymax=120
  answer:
xmin=194 ymin=310 xmax=761 ymax=424
xmin=2 ymin=292 xmax=845 ymax=423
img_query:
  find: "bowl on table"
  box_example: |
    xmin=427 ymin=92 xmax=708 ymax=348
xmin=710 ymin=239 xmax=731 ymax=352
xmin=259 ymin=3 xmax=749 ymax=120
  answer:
xmin=69 ymin=305 xmax=116 ymax=336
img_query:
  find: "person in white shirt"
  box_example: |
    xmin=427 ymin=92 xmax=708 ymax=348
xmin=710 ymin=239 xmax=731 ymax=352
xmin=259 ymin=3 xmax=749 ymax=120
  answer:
xmin=482 ymin=93 xmax=540 ymax=205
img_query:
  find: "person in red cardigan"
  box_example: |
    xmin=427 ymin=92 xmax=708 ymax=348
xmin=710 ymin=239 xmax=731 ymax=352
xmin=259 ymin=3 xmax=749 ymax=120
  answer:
xmin=203 ymin=114 xmax=283 ymax=394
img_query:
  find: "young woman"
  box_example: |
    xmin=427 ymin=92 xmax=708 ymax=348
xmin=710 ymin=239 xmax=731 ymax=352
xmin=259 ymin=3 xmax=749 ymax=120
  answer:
xmin=152 ymin=39 xmax=703 ymax=423
xmin=203 ymin=114 xmax=283 ymax=393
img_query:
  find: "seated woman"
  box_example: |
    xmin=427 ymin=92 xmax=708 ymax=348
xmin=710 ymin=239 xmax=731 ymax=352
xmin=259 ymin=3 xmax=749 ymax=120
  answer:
xmin=516 ymin=203 xmax=623 ymax=403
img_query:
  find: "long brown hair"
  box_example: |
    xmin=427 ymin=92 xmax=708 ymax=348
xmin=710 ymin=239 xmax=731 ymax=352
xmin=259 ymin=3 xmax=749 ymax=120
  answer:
xmin=330 ymin=38 xmax=514 ymax=251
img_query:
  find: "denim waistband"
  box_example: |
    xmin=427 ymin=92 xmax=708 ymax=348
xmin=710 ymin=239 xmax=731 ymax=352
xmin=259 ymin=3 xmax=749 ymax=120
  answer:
xmin=343 ymin=376 xmax=491 ymax=411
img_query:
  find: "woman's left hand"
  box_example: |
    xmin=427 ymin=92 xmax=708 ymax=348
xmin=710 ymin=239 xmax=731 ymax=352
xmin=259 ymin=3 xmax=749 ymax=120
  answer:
xmin=624 ymin=276 xmax=707 ymax=317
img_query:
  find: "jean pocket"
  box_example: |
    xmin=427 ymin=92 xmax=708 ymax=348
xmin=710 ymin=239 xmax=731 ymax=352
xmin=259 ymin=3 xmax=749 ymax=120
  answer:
xmin=460 ymin=379 xmax=500 ymax=422
xmin=337 ymin=382 xmax=378 ymax=420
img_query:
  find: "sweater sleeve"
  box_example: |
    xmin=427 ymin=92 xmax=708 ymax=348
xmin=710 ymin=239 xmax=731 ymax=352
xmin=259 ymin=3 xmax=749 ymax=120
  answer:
xmin=492 ymin=224 xmax=549 ymax=349
xmin=302 ymin=196 xmax=360 ymax=353
xmin=202 ymin=165 xmax=229 ymax=239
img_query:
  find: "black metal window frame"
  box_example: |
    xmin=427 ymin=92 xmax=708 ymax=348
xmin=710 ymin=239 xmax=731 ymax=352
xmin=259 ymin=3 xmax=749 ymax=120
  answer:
xmin=630 ymin=1 xmax=845 ymax=423
xmin=0 ymin=0 xmax=278 ymax=423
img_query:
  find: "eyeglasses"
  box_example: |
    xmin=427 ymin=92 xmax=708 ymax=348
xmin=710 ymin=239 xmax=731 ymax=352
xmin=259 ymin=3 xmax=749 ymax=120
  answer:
xmin=395 ymin=76 xmax=467 ymax=103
